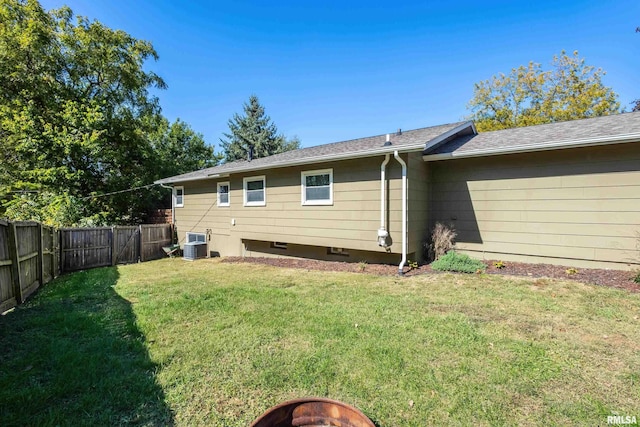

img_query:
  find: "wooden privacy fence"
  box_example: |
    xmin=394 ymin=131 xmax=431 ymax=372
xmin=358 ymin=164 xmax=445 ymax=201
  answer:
xmin=0 ymin=221 xmax=60 ymax=313
xmin=0 ymin=221 xmax=173 ymax=312
xmin=61 ymin=224 xmax=173 ymax=271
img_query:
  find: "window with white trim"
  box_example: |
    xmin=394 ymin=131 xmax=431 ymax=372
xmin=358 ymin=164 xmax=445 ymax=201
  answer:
xmin=301 ymin=169 xmax=333 ymax=205
xmin=243 ymin=176 xmax=266 ymax=206
xmin=186 ymin=232 xmax=206 ymax=243
xmin=217 ymin=182 xmax=230 ymax=207
xmin=174 ymin=186 xmax=184 ymax=208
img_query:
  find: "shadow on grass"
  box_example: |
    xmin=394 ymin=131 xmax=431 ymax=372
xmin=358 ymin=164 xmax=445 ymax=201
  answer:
xmin=0 ymin=267 xmax=173 ymax=426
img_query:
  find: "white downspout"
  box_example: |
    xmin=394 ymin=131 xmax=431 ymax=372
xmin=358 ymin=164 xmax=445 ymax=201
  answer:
xmin=378 ymin=153 xmax=391 ymax=247
xmin=394 ymin=150 xmax=407 ymax=275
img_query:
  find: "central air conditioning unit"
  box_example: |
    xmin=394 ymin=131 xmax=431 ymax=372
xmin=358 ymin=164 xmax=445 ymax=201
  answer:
xmin=183 ymin=242 xmax=207 ymax=260
xmin=183 ymin=232 xmax=208 ymax=261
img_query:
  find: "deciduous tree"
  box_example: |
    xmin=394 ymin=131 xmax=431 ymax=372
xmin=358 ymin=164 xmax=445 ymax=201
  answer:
xmin=0 ymin=0 xmax=217 ymax=225
xmin=467 ymin=51 xmax=621 ymax=132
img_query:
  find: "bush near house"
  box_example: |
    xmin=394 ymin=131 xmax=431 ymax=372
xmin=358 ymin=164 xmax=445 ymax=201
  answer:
xmin=426 ymin=222 xmax=457 ymax=261
xmin=431 ymin=251 xmax=487 ymax=273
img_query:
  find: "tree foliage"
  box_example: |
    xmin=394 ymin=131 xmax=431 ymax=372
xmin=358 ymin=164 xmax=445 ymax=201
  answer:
xmin=467 ymin=51 xmax=621 ymax=132
xmin=0 ymin=0 xmax=217 ymax=226
xmin=220 ymin=95 xmax=300 ymax=162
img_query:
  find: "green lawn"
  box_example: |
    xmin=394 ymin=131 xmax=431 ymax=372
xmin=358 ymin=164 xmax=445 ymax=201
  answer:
xmin=1 ymin=258 xmax=639 ymax=426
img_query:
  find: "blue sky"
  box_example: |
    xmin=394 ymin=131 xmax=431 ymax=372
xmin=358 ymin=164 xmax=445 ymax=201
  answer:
xmin=40 ymin=0 xmax=640 ymax=149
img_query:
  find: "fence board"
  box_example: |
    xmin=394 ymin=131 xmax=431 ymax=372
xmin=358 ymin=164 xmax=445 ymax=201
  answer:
xmin=61 ymin=227 xmax=112 ymax=272
xmin=1 ymin=220 xmax=174 ymax=312
xmin=113 ymin=226 xmax=139 ymax=265
xmin=0 ymin=220 xmax=17 ymax=312
xmin=53 ymin=229 xmax=60 ymax=278
xmin=7 ymin=223 xmax=23 ymax=305
xmin=140 ymin=224 xmax=173 ymax=262
xmin=42 ymin=226 xmax=56 ymax=284
xmin=15 ymin=222 xmax=41 ymax=301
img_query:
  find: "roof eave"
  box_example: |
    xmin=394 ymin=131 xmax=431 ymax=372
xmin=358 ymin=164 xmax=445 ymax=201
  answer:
xmin=422 ymin=121 xmax=476 ymax=152
xmin=156 ymin=143 xmax=426 ymax=185
xmin=156 ymin=121 xmax=476 ymax=185
xmin=155 ymin=173 xmax=230 ymax=185
xmin=422 ymin=133 xmax=640 ymax=162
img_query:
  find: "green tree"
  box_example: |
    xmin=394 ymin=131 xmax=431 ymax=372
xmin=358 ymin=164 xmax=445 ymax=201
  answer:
xmin=1 ymin=0 xmax=217 ymax=226
xmin=146 ymin=117 xmax=221 ymax=209
xmin=220 ymin=95 xmax=300 ymax=162
xmin=150 ymin=118 xmax=220 ymax=179
xmin=467 ymin=51 xmax=621 ymax=132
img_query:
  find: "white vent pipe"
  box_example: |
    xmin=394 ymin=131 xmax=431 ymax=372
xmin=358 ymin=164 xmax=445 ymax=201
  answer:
xmin=378 ymin=153 xmax=391 ymax=247
xmin=394 ymin=150 xmax=407 ymax=274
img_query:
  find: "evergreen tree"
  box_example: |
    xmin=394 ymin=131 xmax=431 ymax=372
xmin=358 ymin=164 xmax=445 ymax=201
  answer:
xmin=220 ymin=95 xmax=300 ymax=162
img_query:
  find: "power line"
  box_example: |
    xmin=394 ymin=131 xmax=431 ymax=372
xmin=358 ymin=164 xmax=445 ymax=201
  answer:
xmin=80 ymin=183 xmax=161 ymax=200
xmin=9 ymin=183 xmax=169 ymax=200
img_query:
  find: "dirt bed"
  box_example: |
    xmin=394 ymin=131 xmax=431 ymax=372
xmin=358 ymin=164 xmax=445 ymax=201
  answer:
xmin=222 ymin=256 xmax=640 ymax=293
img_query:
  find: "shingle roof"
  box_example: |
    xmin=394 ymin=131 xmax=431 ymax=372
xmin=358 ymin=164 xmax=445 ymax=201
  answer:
xmin=426 ymin=112 xmax=640 ymax=158
xmin=156 ymin=121 xmax=470 ymax=184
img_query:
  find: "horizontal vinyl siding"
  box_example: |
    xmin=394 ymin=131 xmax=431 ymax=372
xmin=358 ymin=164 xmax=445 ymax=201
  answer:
xmin=231 ymin=157 xmax=404 ymax=253
xmin=175 ymin=180 xmax=230 ymax=242
xmin=408 ymin=151 xmax=430 ymax=259
xmin=430 ymin=142 xmax=640 ymax=268
xmin=175 ymin=156 xmax=408 ymax=256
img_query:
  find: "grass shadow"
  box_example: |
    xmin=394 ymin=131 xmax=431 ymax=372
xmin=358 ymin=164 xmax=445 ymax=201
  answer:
xmin=0 ymin=267 xmax=173 ymax=426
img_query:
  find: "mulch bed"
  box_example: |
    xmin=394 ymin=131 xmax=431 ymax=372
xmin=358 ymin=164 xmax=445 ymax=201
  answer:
xmin=221 ymin=256 xmax=640 ymax=293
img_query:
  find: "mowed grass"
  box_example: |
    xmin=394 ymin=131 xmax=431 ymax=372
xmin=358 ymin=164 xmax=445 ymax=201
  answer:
xmin=1 ymin=258 xmax=639 ymax=426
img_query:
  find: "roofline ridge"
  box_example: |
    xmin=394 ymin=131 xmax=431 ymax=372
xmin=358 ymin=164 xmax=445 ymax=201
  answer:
xmin=477 ymin=111 xmax=638 ymax=135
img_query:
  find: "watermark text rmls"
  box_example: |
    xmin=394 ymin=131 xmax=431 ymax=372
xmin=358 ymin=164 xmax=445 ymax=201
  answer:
xmin=607 ymin=415 xmax=637 ymax=425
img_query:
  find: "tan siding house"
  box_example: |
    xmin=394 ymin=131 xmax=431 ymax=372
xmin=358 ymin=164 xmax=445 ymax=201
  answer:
xmin=428 ymin=143 xmax=640 ymax=269
xmin=157 ymin=112 xmax=640 ymax=272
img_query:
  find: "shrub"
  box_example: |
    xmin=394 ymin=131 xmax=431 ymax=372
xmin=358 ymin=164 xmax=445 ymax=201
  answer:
xmin=565 ymin=268 xmax=579 ymax=276
xmin=493 ymin=261 xmax=506 ymax=269
xmin=426 ymin=222 xmax=457 ymax=261
xmin=633 ymin=270 xmax=640 ymax=284
xmin=431 ymin=251 xmax=486 ymax=274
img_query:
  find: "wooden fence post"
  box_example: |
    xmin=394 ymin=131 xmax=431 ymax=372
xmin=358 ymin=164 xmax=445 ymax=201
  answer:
xmin=139 ymin=225 xmax=144 ymax=263
xmin=7 ymin=222 xmax=23 ymax=304
xmin=38 ymin=222 xmax=44 ymax=287
xmin=55 ymin=229 xmax=60 ymax=277
xmin=111 ymin=227 xmax=116 ymax=266
xmin=58 ymin=229 xmax=64 ymax=275
xmin=50 ymin=228 xmax=56 ymax=280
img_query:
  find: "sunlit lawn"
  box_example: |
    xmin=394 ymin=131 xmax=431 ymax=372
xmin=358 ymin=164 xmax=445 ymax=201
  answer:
xmin=1 ymin=258 xmax=639 ymax=426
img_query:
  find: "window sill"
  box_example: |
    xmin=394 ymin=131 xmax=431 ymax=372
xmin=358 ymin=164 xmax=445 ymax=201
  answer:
xmin=302 ymin=201 xmax=333 ymax=206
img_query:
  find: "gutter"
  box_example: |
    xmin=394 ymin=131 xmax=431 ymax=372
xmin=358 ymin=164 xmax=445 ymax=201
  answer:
xmin=423 ymin=132 xmax=640 ymax=162
xmin=155 ymin=145 xmax=426 ymax=185
xmin=155 ymin=122 xmax=475 ymax=185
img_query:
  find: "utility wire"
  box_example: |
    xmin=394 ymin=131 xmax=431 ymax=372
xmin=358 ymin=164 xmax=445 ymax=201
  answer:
xmin=81 ymin=183 xmax=161 ymax=200
xmin=9 ymin=183 xmax=169 ymax=200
